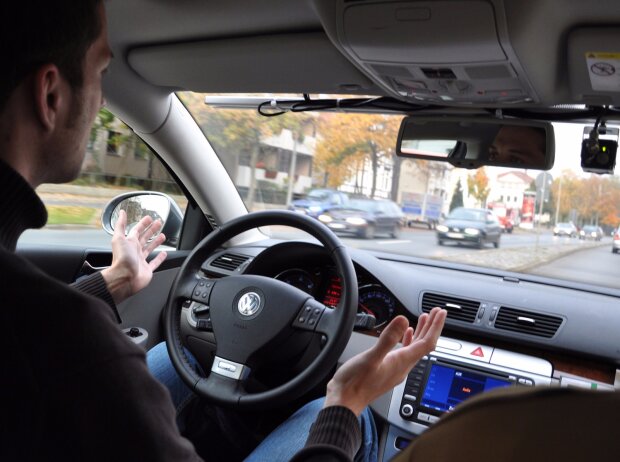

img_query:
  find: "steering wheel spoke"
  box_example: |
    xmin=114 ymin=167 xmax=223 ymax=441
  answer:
xmin=195 ymin=373 xmax=248 ymax=406
xmin=314 ymin=306 xmax=340 ymax=338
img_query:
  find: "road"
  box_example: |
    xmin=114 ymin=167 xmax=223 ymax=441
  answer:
xmin=18 ymin=227 xmax=616 ymax=289
xmin=266 ymin=226 xmax=599 ymax=259
xmin=531 ymin=244 xmax=619 ymax=288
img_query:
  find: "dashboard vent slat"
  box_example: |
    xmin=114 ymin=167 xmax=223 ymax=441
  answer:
xmin=210 ymin=253 xmax=250 ymax=272
xmin=495 ymin=307 xmax=563 ymax=338
xmin=421 ymin=292 xmax=479 ymax=323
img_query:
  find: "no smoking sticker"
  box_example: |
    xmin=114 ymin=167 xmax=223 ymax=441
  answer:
xmin=586 ymin=52 xmax=620 ymax=91
xmin=590 ymin=62 xmax=615 ymax=76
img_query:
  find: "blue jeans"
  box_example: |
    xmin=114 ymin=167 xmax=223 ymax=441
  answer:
xmin=147 ymin=342 xmax=378 ymax=462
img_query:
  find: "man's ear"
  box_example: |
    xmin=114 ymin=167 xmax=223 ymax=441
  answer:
xmin=32 ymin=64 xmax=65 ymax=132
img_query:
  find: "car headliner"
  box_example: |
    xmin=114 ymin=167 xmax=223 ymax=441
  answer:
xmin=104 ymin=0 xmax=620 ymax=118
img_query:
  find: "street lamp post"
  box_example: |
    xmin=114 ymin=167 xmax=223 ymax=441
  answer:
xmin=554 ymin=176 xmax=563 ymax=224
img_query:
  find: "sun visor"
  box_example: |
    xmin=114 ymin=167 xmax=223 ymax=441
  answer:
xmin=568 ymin=27 xmax=620 ymax=105
xmin=128 ymin=32 xmax=375 ymax=95
xmin=321 ymin=0 xmax=539 ymax=106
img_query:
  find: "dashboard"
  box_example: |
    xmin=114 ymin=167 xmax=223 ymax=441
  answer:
xmin=273 ymin=266 xmax=398 ymax=329
xmin=202 ymin=238 xmax=620 ymax=458
xmin=226 ymin=240 xmax=410 ymax=333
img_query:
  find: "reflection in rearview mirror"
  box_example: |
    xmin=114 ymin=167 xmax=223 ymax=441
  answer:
xmin=488 ymin=125 xmax=546 ymax=167
xmin=397 ymin=117 xmax=554 ymax=170
xmin=400 ymin=140 xmax=458 ymax=159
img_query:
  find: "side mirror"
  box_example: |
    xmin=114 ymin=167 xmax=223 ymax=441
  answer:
xmin=101 ymin=192 xmax=183 ymax=248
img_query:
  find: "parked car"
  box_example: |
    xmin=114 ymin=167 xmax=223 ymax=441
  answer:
xmin=579 ymin=225 xmax=604 ymax=241
xmin=318 ymin=198 xmax=404 ymax=239
xmin=612 ymin=227 xmax=620 ymax=254
xmin=288 ymin=189 xmax=349 ymax=218
xmin=553 ymin=222 xmax=578 ymax=237
xmin=436 ymin=208 xmax=501 ymax=249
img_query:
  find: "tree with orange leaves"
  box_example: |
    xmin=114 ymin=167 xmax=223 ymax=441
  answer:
xmin=467 ymin=168 xmax=490 ymax=207
xmin=314 ymin=113 xmax=401 ymax=197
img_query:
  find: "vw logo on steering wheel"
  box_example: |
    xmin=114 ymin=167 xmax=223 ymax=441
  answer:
xmin=237 ymin=292 xmax=261 ymax=317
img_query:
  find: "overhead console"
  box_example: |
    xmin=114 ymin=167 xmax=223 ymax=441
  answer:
xmin=320 ymin=0 xmax=539 ymax=106
xmin=568 ymin=27 xmax=620 ymax=106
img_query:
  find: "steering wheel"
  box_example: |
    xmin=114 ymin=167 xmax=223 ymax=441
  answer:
xmin=163 ymin=210 xmax=358 ymax=410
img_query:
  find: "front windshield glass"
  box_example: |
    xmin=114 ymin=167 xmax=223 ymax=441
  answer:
xmin=447 ymin=208 xmax=485 ymax=222
xmin=349 ymin=200 xmax=377 ymax=213
xmin=307 ymin=190 xmax=331 ymax=201
xmin=180 ymin=92 xmax=620 ymax=291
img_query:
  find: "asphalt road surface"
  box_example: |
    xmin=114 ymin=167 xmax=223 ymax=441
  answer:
xmin=18 ymin=226 xmax=617 ymax=289
xmin=531 ymin=244 xmax=619 ymax=289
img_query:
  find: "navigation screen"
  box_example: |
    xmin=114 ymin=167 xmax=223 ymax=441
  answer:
xmin=420 ymin=364 xmax=512 ymax=413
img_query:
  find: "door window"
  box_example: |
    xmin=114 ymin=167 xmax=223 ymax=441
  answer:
xmin=19 ymin=109 xmax=187 ymax=249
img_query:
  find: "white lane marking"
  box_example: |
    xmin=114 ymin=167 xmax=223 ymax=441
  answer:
xmin=376 ymin=240 xmax=411 ymax=245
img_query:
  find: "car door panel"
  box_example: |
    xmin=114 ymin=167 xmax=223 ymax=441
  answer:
xmin=17 ymin=245 xmax=189 ymax=348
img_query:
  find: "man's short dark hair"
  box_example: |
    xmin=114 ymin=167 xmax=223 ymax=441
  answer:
xmin=0 ymin=0 xmax=103 ymax=110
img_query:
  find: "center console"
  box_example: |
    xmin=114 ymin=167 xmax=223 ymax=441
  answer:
xmin=383 ymin=337 xmax=554 ymax=460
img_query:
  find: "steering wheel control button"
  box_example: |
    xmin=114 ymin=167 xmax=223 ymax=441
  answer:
xmin=196 ymin=318 xmax=212 ymax=331
xmin=294 ymin=303 xmax=326 ymax=331
xmin=211 ymin=356 xmax=250 ymax=380
xmin=192 ymin=279 xmax=215 ymax=303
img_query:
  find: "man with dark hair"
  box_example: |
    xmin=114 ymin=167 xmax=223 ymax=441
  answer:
xmin=0 ymin=2 xmax=446 ymax=461
xmin=487 ymin=125 xmax=547 ymax=167
xmin=2 ymin=1 xmax=103 ymax=110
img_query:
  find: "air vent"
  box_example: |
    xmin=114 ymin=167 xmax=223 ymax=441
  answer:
xmin=495 ymin=307 xmax=563 ymax=338
xmin=421 ymin=292 xmax=480 ymax=323
xmin=210 ymin=253 xmax=250 ymax=272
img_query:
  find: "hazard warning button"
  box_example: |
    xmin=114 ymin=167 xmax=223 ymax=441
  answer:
xmin=467 ymin=345 xmax=493 ymax=361
xmin=470 ymin=347 xmax=484 ymax=357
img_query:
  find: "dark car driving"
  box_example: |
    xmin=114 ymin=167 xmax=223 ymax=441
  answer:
xmin=436 ymin=207 xmax=502 ymax=248
xmin=579 ymin=225 xmax=604 ymax=241
xmin=288 ymin=189 xmax=349 ymax=218
xmin=318 ymin=198 xmax=404 ymax=239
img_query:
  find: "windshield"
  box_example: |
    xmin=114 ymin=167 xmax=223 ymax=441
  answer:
xmin=307 ymin=190 xmax=331 ymax=201
xmin=447 ymin=208 xmax=486 ymax=222
xmin=180 ymin=92 xmax=620 ymax=291
xmin=349 ymin=200 xmax=378 ymax=213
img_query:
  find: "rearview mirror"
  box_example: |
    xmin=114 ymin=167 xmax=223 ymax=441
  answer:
xmin=397 ymin=117 xmax=555 ymax=170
